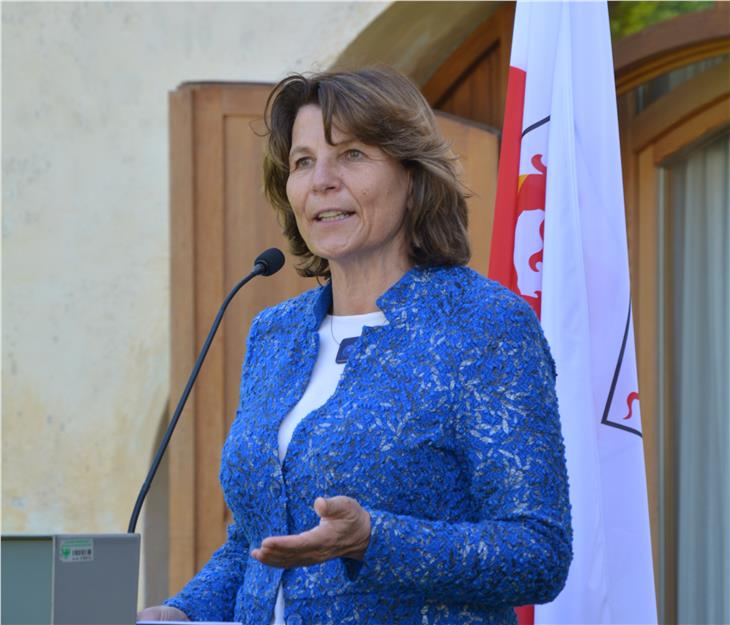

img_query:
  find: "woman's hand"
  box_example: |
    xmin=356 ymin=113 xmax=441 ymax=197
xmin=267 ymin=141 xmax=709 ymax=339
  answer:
xmin=251 ymin=496 xmax=371 ymax=568
xmin=136 ymin=605 xmax=189 ymax=621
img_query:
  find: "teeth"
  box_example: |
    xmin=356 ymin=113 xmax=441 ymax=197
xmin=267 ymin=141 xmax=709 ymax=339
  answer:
xmin=317 ymin=210 xmax=352 ymax=222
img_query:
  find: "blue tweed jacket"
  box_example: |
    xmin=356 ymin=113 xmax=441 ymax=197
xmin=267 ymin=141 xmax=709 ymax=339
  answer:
xmin=166 ymin=266 xmax=572 ymax=625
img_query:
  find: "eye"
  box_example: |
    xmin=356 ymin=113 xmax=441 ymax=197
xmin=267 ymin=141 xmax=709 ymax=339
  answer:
xmin=291 ymin=156 xmax=313 ymax=170
xmin=343 ymin=148 xmax=365 ymax=161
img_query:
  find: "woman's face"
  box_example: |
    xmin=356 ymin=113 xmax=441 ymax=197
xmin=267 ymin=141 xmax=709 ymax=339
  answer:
xmin=285 ymin=105 xmax=411 ymax=270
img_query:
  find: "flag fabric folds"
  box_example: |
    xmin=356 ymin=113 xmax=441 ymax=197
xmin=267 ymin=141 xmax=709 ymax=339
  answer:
xmin=488 ymin=2 xmax=657 ymax=624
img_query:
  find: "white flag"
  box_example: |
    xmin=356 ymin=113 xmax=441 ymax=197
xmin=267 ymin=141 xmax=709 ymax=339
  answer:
xmin=489 ymin=2 xmax=657 ymax=623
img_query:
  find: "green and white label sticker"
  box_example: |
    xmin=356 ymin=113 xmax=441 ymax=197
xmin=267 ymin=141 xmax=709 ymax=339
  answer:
xmin=58 ymin=538 xmax=94 ymax=563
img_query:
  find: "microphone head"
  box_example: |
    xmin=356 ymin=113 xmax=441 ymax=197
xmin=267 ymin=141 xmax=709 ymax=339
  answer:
xmin=253 ymin=248 xmax=285 ymax=276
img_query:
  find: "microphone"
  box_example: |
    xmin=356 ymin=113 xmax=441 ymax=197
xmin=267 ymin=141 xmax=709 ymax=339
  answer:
xmin=128 ymin=248 xmax=285 ymax=533
xmin=253 ymin=247 xmax=285 ymax=277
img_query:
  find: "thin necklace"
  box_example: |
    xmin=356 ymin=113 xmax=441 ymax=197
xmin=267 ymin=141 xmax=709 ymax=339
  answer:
xmin=329 ymin=315 xmax=340 ymax=345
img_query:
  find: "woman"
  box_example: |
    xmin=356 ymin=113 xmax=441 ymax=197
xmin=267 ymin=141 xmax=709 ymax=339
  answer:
xmin=140 ymin=66 xmax=571 ymax=625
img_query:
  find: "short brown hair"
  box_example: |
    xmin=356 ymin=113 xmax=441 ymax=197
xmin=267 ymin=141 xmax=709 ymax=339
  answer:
xmin=263 ymin=66 xmax=470 ymax=278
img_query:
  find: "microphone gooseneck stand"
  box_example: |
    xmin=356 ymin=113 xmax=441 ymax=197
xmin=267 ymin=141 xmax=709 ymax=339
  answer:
xmin=128 ymin=248 xmax=285 ymax=533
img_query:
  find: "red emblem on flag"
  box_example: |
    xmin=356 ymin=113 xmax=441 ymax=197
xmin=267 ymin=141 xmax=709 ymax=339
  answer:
xmin=513 ymin=154 xmax=546 ymax=316
xmin=624 ymin=391 xmax=639 ymax=420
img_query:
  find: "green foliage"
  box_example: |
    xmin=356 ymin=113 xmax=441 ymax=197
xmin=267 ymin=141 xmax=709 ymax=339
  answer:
xmin=608 ymin=1 xmax=714 ymax=40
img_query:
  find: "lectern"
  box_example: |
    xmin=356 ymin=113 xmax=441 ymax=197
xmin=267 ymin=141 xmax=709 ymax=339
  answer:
xmin=1 ymin=534 xmax=140 ymax=625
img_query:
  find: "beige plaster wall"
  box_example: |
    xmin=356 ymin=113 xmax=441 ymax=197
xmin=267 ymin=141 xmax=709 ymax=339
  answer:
xmin=2 ymin=1 xmax=387 ymax=538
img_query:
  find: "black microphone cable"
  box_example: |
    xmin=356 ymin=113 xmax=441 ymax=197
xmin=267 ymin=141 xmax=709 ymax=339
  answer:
xmin=128 ymin=248 xmax=285 ymax=533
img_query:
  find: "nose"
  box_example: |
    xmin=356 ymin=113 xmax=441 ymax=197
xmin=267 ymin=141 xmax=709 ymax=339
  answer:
xmin=311 ymin=157 xmax=339 ymax=193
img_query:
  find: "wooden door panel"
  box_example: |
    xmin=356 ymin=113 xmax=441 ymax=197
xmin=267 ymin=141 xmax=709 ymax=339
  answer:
xmin=434 ymin=113 xmax=497 ymax=275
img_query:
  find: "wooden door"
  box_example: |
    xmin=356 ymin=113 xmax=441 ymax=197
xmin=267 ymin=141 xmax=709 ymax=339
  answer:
xmin=617 ymin=57 xmax=729 ymax=623
xmin=422 ymin=2 xmax=514 ymax=130
xmin=166 ymin=82 xmax=498 ymax=593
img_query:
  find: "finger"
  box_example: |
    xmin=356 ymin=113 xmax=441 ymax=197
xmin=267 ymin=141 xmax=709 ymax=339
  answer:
xmin=256 ymin=525 xmax=340 ymax=568
xmin=251 ymin=546 xmax=284 ymax=567
xmin=316 ymin=495 xmax=358 ymax=519
xmin=252 ymin=546 xmax=294 ymax=567
xmin=255 ymin=549 xmax=320 ymax=568
xmin=137 ymin=605 xmax=189 ymax=621
xmin=257 ymin=532 xmax=313 ymax=553
xmin=262 ymin=525 xmax=329 ymax=553
xmin=137 ymin=607 xmax=163 ymax=620
xmin=313 ymin=496 xmax=329 ymax=518
xmin=253 ymin=542 xmax=326 ymax=568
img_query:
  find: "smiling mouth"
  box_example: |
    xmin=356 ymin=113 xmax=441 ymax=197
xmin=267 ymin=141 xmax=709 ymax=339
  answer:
xmin=315 ymin=210 xmax=355 ymax=222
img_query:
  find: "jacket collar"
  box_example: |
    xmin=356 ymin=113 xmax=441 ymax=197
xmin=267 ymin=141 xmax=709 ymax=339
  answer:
xmin=309 ymin=266 xmax=433 ymax=330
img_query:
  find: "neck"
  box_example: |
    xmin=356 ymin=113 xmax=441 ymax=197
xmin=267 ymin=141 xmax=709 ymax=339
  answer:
xmin=329 ymin=253 xmax=413 ymax=316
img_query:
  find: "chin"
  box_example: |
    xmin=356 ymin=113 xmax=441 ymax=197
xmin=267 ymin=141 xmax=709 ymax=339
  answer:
xmin=310 ymin=243 xmax=358 ymax=264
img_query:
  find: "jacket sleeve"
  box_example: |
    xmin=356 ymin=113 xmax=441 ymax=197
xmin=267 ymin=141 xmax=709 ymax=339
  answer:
xmin=164 ymin=522 xmax=249 ymax=622
xmin=163 ymin=314 xmax=265 ymax=621
xmin=343 ymin=300 xmax=572 ymax=607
